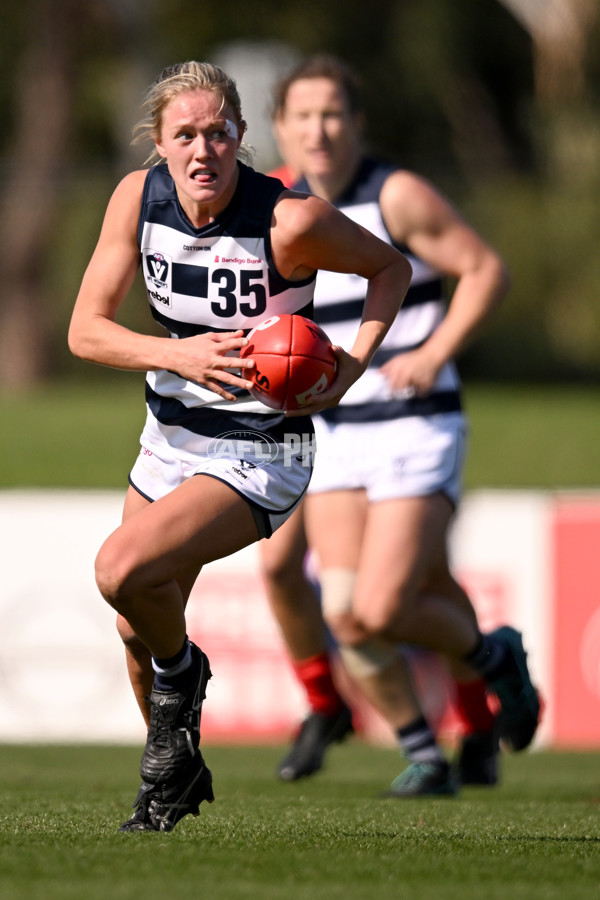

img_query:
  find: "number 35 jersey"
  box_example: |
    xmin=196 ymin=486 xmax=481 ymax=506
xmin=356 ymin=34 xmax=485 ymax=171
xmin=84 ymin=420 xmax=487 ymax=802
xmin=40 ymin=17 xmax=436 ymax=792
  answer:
xmin=137 ymin=162 xmax=316 ymax=453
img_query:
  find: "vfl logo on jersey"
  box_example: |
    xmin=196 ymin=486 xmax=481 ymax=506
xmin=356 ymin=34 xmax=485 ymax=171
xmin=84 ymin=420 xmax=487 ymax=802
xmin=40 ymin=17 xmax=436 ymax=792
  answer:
xmin=143 ymin=248 xmax=172 ymax=308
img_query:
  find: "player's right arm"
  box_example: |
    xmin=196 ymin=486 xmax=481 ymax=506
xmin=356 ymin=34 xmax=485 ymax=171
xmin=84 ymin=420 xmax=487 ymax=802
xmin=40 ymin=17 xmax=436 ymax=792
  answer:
xmin=378 ymin=170 xmax=510 ymax=396
xmin=68 ymin=171 xmax=253 ymax=398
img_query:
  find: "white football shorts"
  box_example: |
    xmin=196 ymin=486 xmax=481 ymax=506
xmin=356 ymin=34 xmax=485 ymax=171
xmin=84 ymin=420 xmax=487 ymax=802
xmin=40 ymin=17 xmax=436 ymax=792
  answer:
xmin=308 ymin=411 xmax=467 ymax=506
xmin=129 ymin=437 xmax=313 ymax=540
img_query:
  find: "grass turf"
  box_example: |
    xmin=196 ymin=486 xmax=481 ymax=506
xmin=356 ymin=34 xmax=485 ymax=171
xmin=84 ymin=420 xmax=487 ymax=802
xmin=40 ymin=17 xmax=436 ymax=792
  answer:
xmin=2 ymin=383 xmax=599 ymax=897
xmin=0 ymin=743 xmax=598 ymax=899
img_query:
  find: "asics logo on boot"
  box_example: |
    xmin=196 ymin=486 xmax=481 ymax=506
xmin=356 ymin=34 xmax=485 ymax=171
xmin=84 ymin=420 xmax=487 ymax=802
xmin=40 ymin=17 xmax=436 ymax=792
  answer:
xmin=159 ymin=697 xmax=180 ymax=706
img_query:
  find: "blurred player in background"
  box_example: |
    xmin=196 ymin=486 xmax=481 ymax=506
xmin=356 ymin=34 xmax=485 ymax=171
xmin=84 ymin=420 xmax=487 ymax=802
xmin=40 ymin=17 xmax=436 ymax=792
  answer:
xmin=260 ymin=55 xmax=540 ymax=795
xmin=69 ymin=60 xmax=412 ymax=830
xmin=268 ymin=112 xmax=301 ymax=187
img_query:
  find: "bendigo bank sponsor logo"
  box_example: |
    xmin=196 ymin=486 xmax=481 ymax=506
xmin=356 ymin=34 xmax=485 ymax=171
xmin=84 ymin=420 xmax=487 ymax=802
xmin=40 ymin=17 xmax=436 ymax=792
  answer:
xmin=214 ymin=256 xmax=262 ymax=264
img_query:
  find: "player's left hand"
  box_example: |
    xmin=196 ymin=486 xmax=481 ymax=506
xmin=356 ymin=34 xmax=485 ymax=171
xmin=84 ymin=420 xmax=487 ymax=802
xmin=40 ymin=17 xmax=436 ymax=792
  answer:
xmin=380 ymin=347 xmax=440 ymax=397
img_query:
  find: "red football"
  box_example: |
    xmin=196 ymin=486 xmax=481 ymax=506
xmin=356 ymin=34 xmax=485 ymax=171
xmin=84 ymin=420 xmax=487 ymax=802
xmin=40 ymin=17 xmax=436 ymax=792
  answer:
xmin=240 ymin=314 xmax=337 ymax=411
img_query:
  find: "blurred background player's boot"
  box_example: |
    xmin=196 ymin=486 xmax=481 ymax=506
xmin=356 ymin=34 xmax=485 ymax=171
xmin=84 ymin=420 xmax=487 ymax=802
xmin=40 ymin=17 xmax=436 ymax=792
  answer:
xmin=383 ymin=761 xmax=457 ymax=797
xmin=455 ymin=729 xmax=500 ymax=786
xmin=485 ymin=627 xmax=541 ymax=752
xmin=277 ymin=704 xmax=354 ymax=781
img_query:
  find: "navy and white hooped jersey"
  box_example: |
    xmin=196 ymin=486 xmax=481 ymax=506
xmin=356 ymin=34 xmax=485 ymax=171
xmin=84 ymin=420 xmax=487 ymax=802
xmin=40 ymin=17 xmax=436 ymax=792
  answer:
xmin=294 ymin=158 xmax=462 ymax=424
xmin=137 ymin=162 xmax=316 ymax=456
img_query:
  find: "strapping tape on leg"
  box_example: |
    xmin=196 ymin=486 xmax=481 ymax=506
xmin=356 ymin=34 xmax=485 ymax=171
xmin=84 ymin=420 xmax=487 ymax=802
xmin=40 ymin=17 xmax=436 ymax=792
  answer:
xmin=320 ymin=567 xmax=357 ymax=617
xmin=338 ymin=639 xmax=397 ymax=678
xmin=319 ymin=567 xmax=396 ymax=677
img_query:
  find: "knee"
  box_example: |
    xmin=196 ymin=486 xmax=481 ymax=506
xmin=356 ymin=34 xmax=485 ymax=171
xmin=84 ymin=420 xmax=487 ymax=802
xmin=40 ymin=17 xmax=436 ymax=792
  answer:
xmin=326 ymin=609 xmax=363 ymax=646
xmin=319 ymin=567 xmax=388 ymax=643
xmin=319 ymin=570 xmax=398 ymax=676
xmin=95 ymin=535 xmax=138 ymax=613
xmin=353 ymin=606 xmax=394 ymax=639
xmin=319 ymin=566 xmax=416 ymax=643
xmin=352 ymin=584 xmax=414 ymax=641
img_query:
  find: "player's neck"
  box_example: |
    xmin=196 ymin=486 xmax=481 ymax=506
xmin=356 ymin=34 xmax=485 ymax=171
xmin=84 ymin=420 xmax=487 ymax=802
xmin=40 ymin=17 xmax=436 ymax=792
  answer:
xmin=305 ymin=154 xmax=362 ymax=204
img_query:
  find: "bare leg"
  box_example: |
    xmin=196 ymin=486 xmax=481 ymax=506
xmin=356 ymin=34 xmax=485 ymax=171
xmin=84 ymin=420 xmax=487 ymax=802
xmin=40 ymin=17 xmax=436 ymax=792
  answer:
xmin=104 ymin=477 xmax=260 ymax=832
xmin=114 ymin=485 xmax=213 ymax=728
xmin=346 ymin=493 xmax=480 ymax=655
xmin=306 ymin=490 xmax=505 ymax=792
xmin=355 ymin=653 xmax=423 ymax=728
xmin=305 ymin=490 xmax=440 ymax=732
xmin=259 ymin=504 xmax=328 ymax=661
xmin=117 ymin=615 xmax=153 ymax=728
xmin=259 ymin=504 xmax=352 ymax=780
xmin=96 ymin=477 xmax=259 ymax=657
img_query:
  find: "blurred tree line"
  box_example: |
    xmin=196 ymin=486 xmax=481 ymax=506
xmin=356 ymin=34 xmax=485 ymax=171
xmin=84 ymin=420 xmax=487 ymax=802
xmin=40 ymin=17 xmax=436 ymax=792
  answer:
xmin=0 ymin=0 xmax=598 ymax=387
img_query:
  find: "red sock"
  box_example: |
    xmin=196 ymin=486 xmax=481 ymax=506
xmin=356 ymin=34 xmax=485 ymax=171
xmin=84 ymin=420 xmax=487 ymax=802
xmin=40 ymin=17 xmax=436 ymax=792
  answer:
xmin=454 ymin=678 xmax=495 ymax=735
xmin=292 ymin=653 xmax=344 ymax=716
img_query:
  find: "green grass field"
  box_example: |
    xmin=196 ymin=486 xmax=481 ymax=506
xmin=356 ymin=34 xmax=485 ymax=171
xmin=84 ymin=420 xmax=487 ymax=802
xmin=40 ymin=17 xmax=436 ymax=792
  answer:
xmin=0 ymin=743 xmax=598 ymax=899
xmin=1 ymin=383 xmax=599 ymax=897
xmin=1 ymin=377 xmax=599 ymax=490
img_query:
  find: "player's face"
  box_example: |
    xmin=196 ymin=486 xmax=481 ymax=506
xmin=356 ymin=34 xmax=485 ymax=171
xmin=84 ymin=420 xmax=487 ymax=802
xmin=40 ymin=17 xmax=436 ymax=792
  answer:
xmin=155 ymin=89 xmax=242 ymax=224
xmin=278 ymin=78 xmax=361 ymax=181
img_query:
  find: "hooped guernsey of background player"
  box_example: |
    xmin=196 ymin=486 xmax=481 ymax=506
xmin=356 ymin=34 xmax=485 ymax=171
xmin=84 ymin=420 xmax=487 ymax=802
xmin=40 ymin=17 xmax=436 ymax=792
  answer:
xmin=257 ymin=54 xmax=541 ymax=797
xmin=68 ymin=61 xmax=412 ymax=832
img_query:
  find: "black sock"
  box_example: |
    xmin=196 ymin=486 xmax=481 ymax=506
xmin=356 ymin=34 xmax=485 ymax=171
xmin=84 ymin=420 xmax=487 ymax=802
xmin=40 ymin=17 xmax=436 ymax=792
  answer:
xmin=152 ymin=638 xmax=194 ymax=691
xmin=397 ymin=716 xmax=446 ymax=767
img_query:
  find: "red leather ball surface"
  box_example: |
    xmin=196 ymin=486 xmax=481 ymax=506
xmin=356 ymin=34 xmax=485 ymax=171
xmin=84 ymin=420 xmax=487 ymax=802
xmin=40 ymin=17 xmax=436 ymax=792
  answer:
xmin=240 ymin=314 xmax=337 ymax=411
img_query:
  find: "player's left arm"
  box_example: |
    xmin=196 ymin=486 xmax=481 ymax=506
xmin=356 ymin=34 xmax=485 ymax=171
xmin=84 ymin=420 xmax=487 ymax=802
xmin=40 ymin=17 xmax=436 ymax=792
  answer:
xmin=381 ymin=171 xmax=510 ymax=382
xmin=271 ymin=192 xmax=412 ymax=411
